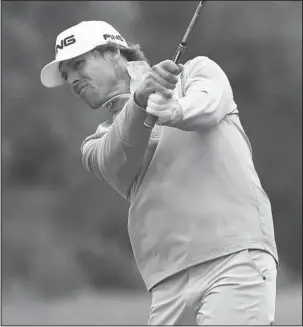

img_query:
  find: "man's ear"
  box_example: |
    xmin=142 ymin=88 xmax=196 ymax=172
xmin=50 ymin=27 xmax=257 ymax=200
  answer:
xmin=102 ymin=46 xmax=120 ymax=62
xmin=109 ymin=46 xmax=121 ymax=59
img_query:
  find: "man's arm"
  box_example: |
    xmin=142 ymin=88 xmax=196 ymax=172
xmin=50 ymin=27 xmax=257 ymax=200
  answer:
xmin=147 ymin=56 xmax=238 ymax=131
xmin=81 ymin=96 xmax=151 ymax=200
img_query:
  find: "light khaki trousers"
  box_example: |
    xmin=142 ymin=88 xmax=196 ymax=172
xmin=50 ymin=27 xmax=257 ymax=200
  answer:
xmin=148 ymin=249 xmax=277 ymax=325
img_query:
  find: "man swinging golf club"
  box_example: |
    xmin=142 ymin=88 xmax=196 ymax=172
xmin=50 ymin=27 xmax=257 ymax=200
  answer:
xmin=41 ymin=16 xmax=278 ymax=325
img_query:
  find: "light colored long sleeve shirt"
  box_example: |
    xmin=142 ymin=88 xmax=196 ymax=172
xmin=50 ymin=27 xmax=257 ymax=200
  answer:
xmin=81 ymin=56 xmax=278 ymax=291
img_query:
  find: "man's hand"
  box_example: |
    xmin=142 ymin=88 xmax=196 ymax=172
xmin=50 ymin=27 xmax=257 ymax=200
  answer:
xmin=134 ymin=60 xmax=183 ymax=108
xmin=146 ymin=93 xmax=183 ymax=126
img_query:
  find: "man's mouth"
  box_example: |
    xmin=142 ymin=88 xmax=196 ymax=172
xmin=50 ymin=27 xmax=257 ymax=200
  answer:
xmin=78 ymin=85 xmax=87 ymax=95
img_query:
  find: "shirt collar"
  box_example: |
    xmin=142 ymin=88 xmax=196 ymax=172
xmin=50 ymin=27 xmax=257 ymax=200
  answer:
xmin=101 ymin=60 xmax=151 ymax=115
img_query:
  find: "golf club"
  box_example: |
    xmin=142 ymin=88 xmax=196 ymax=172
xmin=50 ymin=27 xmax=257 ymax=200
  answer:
xmin=144 ymin=0 xmax=207 ymax=129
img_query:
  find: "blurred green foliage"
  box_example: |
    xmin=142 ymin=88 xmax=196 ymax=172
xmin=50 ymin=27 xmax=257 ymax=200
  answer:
xmin=1 ymin=1 xmax=302 ymax=297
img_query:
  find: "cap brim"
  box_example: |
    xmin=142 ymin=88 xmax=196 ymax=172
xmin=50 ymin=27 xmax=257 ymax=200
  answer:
xmin=40 ymin=60 xmax=65 ymax=88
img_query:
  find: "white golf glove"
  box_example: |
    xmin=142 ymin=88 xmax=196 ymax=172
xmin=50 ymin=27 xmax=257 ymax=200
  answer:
xmin=146 ymin=92 xmax=183 ymax=126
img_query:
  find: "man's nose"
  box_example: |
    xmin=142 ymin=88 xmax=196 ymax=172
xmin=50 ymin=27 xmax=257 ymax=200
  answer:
xmin=67 ymin=70 xmax=80 ymax=86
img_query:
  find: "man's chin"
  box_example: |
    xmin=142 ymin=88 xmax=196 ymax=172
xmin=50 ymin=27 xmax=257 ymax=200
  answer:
xmin=89 ymin=103 xmax=102 ymax=110
xmin=83 ymin=98 xmax=103 ymax=110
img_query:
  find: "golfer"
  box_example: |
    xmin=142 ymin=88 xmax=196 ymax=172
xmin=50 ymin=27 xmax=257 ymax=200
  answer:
xmin=41 ymin=21 xmax=278 ymax=325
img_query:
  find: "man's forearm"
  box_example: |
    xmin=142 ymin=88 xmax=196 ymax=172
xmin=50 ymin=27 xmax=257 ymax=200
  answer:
xmin=114 ymin=94 xmax=150 ymax=145
xmin=82 ymin=94 xmax=151 ymax=199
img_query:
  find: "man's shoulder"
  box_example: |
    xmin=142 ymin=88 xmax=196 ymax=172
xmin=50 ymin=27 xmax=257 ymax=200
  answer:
xmin=95 ymin=120 xmax=112 ymax=133
xmin=82 ymin=119 xmax=113 ymax=145
xmin=184 ymin=56 xmax=208 ymax=69
xmin=184 ymin=56 xmax=222 ymax=71
xmin=183 ymin=56 xmax=227 ymax=81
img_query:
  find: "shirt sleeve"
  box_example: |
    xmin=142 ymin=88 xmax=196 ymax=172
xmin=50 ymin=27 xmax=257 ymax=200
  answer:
xmin=80 ymin=95 xmax=151 ymax=200
xmin=169 ymin=56 xmax=237 ymax=131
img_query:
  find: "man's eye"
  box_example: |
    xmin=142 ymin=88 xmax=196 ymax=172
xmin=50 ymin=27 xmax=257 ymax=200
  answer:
xmin=62 ymin=72 xmax=67 ymax=81
xmin=73 ymin=60 xmax=83 ymax=69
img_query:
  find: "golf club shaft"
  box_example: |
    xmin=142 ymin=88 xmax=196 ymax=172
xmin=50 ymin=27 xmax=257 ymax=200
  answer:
xmin=144 ymin=1 xmax=206 ymax=129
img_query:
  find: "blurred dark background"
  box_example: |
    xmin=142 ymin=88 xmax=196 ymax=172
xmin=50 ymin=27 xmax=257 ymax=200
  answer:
xmin=1 ymin=1 xmax=302 ymax=325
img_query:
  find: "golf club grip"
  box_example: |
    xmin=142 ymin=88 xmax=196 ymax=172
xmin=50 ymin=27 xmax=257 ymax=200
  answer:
xmin=144 ymin=113 xmax=158 ymax=129
xmin=143 ymin=46 xmax=185 ymax=129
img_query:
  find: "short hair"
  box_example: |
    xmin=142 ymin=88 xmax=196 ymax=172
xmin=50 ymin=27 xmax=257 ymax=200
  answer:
xmin=93 ymin=41 xmax=149 ymax=64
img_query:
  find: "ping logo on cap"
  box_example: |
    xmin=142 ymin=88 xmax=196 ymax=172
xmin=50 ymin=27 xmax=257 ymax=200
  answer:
xmin=55 ymin=35 xmax=76 ymax=54
xmin=103 ymin=34 xmax=124 ymax=42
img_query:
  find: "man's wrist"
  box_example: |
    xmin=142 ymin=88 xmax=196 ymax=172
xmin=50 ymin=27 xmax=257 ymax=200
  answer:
xmin=134 ymin=90 xmax=148 ymax=109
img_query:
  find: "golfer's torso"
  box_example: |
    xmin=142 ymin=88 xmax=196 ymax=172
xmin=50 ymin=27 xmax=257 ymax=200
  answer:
xmin=127 ymin=107 xmax=278 ymax=291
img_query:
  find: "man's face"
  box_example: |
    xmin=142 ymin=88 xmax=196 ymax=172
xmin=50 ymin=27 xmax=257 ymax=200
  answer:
xmin=59 ymin=49 xmax=129 ymax=109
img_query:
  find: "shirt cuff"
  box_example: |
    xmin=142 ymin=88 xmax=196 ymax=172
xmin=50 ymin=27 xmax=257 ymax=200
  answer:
xmin=132 ymin=93 xmax=147 ymax=113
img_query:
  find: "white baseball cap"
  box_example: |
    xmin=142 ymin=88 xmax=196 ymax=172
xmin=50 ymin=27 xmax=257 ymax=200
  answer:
xmin=40 ymin=20 xmax=128 ymax=88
